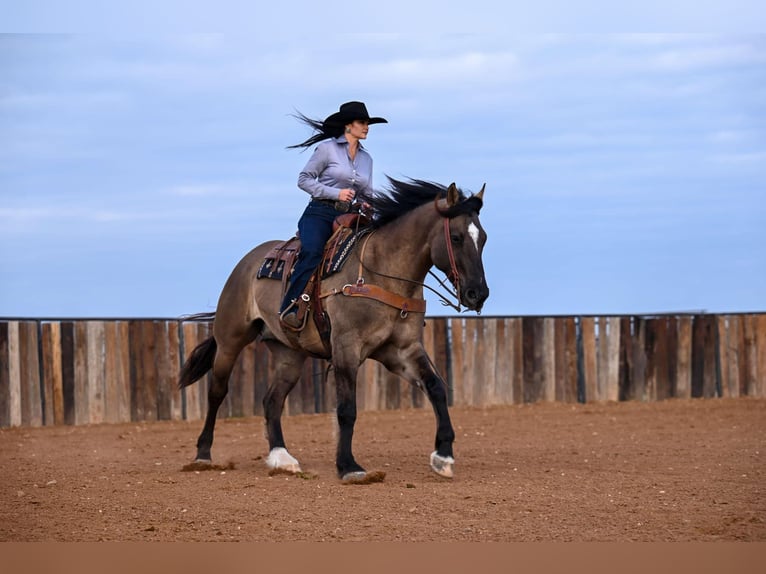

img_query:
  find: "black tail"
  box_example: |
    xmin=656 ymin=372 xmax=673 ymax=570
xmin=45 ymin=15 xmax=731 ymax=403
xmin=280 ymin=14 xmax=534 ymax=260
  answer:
xmin=178 ymin=336 xmax=217 ymax=389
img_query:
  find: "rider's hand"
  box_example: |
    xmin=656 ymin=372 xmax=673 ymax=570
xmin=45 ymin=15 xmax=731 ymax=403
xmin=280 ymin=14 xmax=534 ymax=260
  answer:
xmin=338 ymin=188 xmax=356 ymax=202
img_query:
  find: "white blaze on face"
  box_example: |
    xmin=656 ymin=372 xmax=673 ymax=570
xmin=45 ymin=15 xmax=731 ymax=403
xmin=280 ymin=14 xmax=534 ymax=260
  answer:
xmin=468 ymin=222 xmax=480 ymax=252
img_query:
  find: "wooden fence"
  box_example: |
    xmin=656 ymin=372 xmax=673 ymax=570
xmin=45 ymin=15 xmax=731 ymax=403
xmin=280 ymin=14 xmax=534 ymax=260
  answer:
xmin=0 ymin=313 xmax=764 ymax=428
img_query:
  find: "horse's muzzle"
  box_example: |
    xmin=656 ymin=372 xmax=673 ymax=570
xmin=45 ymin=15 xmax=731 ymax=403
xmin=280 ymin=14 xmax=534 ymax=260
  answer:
xmin=461 ymin=282 xmax=489 ymax=312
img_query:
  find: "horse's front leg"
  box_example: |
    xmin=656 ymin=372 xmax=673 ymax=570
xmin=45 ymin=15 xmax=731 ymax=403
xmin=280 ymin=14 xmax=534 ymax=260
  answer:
xmin=332 ymin=363 xmax=367 ymax=481
xmin=415 ymin=354 xmax=456 ymax=477
xmin=376 ymin=345 xmax=456 ymax=478
xmin=423 ymin=360 xmax=457 ymax=477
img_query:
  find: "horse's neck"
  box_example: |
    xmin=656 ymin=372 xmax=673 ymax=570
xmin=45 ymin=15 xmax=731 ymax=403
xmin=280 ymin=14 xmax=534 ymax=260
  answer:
xmin=365 ymin=205 xmax=437 ymax=282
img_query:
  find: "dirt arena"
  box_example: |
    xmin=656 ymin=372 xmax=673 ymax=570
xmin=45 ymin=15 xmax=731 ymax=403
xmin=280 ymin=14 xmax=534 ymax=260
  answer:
xmin=1 ymin=398 xmax=764 ymax=542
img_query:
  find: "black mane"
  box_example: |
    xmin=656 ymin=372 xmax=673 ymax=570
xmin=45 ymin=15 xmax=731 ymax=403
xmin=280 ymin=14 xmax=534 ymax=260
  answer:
xmin=369 ymin=177 xmax=483 ymax=229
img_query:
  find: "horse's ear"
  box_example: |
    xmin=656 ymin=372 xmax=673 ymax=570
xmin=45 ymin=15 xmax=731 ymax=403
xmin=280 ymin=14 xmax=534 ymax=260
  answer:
xmin=475 ymin=183 xmax=485 ymax=202
xmin=447 ymin=183 xmax=460 ymax=206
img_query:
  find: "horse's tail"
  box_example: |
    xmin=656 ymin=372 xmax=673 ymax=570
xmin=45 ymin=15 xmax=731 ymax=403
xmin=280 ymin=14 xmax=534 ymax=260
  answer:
xmin=178 ymin=336 xmax=217 ymax=389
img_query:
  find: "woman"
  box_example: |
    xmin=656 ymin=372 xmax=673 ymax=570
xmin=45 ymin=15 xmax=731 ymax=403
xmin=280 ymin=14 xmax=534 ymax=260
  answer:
xmin=279 ymin=101 xmax=388 ymax=329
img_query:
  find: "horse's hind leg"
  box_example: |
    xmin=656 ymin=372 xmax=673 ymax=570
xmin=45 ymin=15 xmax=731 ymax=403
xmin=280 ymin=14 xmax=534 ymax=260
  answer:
xmin=194 ymin=345 xmax=240 ymax=462
xmin=262 ymin=343 xmax=308 ymax=473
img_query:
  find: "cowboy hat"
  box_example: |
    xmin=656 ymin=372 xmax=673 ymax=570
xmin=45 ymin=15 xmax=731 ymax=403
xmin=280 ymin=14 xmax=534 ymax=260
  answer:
xmin=323 ymin=101 xmax=388 ymax=127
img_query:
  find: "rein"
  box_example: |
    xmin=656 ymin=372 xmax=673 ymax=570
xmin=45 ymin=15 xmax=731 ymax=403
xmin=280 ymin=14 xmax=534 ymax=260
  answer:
xmin=321 ymin=202 xmax=465 ymax=315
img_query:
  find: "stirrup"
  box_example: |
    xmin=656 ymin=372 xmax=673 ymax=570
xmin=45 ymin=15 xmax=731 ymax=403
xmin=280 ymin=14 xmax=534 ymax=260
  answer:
xmin=279 ymin=296 xmax=309 ymax=332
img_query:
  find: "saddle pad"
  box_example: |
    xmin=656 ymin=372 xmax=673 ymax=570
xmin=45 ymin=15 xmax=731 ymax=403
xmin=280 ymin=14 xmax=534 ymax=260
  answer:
xmin=321 ymin=227 xmax=371 ymax=278
xmin=256 ymin=238 xmax=299 ymax=281
xmin=257 ymin=227 xmax=372 ymax=282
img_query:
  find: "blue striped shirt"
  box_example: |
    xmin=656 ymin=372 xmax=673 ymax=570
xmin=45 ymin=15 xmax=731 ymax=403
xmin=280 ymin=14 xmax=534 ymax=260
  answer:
xmin=297 ymin=136 xmax=374 ymax=202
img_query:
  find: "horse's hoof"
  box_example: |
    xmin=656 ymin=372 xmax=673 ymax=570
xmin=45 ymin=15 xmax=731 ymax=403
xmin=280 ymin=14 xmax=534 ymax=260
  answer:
xmin=430 ymin=451 xmax=455 ymax=478
xmin=341 ymin=470 xmax=386 ymax=484
xmin=265 ymin=447 xmax=302 ymax=473
xmin=194 ymin=458 xmax=212 ymax=464
xmin=341 ymin=471 xmax=367 ymax=482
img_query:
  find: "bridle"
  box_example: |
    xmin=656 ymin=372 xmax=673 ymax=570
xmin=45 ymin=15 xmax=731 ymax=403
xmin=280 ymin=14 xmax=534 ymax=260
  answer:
xmin=441 ymin=213 xmax=461 ymax=300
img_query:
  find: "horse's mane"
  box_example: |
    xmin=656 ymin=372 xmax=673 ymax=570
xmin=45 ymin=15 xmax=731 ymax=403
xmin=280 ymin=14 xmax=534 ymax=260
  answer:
xmin=369 ymin=177 xmax=483 ymax=229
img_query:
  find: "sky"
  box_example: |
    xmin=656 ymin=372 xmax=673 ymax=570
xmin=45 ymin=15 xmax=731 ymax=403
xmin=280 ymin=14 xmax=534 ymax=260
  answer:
xmin=1 ymin=30 xmax=765 ymax=318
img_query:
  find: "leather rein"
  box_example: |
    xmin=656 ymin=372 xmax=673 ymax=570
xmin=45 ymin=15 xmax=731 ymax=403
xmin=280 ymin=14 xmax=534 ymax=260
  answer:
xmin=321 ymin=199 xmax=463 ymax=317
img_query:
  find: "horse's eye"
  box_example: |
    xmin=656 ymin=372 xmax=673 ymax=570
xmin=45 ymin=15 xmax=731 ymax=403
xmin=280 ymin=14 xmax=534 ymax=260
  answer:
xmin=450 ymin=234 xmax=462 ymax=244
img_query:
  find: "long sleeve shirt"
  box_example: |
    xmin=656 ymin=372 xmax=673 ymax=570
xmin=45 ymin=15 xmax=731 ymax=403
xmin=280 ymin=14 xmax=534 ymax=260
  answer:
xmin=297 ymin=136 xmax=374 ymax=202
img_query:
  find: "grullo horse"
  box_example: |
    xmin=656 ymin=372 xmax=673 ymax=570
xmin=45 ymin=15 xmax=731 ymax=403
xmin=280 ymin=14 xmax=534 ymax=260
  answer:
xmin=179 ymin=178 xmax=489 ymax=482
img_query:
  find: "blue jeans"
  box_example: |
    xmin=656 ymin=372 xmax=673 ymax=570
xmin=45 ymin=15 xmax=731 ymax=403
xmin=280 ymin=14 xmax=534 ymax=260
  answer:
xmin=280 ymin=200 xmax=339 ymax=313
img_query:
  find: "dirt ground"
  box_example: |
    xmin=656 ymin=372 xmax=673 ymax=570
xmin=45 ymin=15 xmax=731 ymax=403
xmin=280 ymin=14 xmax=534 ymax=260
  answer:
xmin=1 ymin=398 xmax=764 ymax=542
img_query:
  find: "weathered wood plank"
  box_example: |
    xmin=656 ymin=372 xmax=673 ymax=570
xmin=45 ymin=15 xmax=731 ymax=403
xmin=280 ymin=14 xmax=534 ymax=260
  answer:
xmin=691 ymin=315 xmax=705 ymax=398
xmin=40 ymin=322 xmax=61 ymax=426
xmin=450 ymin=319 xmax=466 ymax=406
xmin=618 ymin=317 xmax=633 ymax=401
xmin=17 ymin=321 xmax=42 ymax=426
xmin=494 ymin=318 xmax=511 ymax=404
xmin=18 ymin=322 xmax=40 ymax=427
xmin=361 ymin=361 xmax=378 ymax=412
xmin=580 ymin=317 xmax=597 ymax=403
xmin=631 ymin=318 xmax=648 ymax=401
xmin=288 ymin=360 xmax=310 ymax=415
xmin=464 ymin=319 xmax=479 ymax=406
xmin=73 ymin=322 xmax=89 ymax=425
xmin=430 ymin=318 xmax=449 ymax=407
xmin=756 ymin=314 xmax=766 ymax=398
xmin=104 ymin=321 xmax=131 ymax=423
xmin=181 ymin=321 xmax=202 ymax=421
xmin=705 ymin=316 xmax=720 ymax=398
xmin=0 ymin=323 xmax=9 ymax=426
xmin=606 ymin=317 xmax=621 ymax=402
xmin=154 ymin=321 xmax=174 ymax=421
xmin=716 ymin=317 xmax=731 ymax=398
xmin=676 ymin=316 xmax=692 ymax=399
xmin=4 ymin=321 xmax=22 ymax=426
xmin=644 ymin=319 xmax=659 ymax=402
xmin=666 ymin=316 xmax=679 ymax=398
xmin=725 ymin=315 xmax=742 ymax=398
xmin=355 ymin=357 xmax=369 ymax=411
xmin=540 ymin=318 xmax=555 ymax=402
xmin=383 ymin=363 xmax=401 ymax=411
xmin=597 ymin=317 xmax=608 ymax=402
xmin=236 ymin=341 xmax=256 ymax=417
xmin=167 ymin=321 xmax=183 ymax=420
xmin=141 ymin=320 xmax=159 ymax=421
xmin=554 ymin=317 xmax=578 ymax=403
xmin=129 ymin=320 xmax=143 ymax=421
xmin=301 ymin=358 xmax=320 ymax=414
xmin=478 ymin=318 xmax=497 ymax=405
xmin=509 ymin=318 xmax=523 ymax=404
xmin=253 ymin=340 xmax=270 ymax=416
xmin=103 ymin=322 xmax=119 ymax=422
xmin=522 ymin=317 xmax=544 ymax=403
xmin=60 ymin=322 xmax=76 ymax=425
xmin=691 ymin=315 xmax=718 ymax=398
xmin=86 ymin=321 xmax=105 ymax=425
xmin=419 ymin=319 xmax=436 ymax=409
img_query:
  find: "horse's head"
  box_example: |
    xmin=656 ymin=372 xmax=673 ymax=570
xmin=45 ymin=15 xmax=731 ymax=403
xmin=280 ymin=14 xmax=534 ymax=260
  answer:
xmin=432 ymin=183 xmax=490 ymax=312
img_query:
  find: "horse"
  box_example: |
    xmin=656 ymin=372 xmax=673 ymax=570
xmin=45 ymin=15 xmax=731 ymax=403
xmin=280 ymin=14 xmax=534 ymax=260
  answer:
xmin=178 ymin=178 xmax=489 ymax=482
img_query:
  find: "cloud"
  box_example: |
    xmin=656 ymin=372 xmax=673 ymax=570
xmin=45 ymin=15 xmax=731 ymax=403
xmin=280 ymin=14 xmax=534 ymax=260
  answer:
xmin=164 ymin=183 xmax=247 ymax=197
xmin=712 ymin=150 xmax=766 ymax=164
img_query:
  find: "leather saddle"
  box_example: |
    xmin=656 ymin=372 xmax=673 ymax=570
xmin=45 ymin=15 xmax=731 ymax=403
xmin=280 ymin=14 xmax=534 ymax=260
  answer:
xmin=257 ymin=213 xmax=370 ymax=347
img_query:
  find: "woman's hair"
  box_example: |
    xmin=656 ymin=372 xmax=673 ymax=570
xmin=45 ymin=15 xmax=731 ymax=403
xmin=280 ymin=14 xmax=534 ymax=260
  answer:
xmin=287 ymin=111 xmax=345 ymax=149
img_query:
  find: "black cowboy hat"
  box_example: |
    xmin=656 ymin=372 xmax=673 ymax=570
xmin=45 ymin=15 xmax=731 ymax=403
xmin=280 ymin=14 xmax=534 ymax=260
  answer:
xmin=323 ymin=101 xmax=388 ymax=127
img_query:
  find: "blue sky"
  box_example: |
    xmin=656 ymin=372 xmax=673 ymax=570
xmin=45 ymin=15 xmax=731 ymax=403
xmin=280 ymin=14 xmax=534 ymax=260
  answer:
xmin=1 ymin=32 xmax=764 ymax=318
